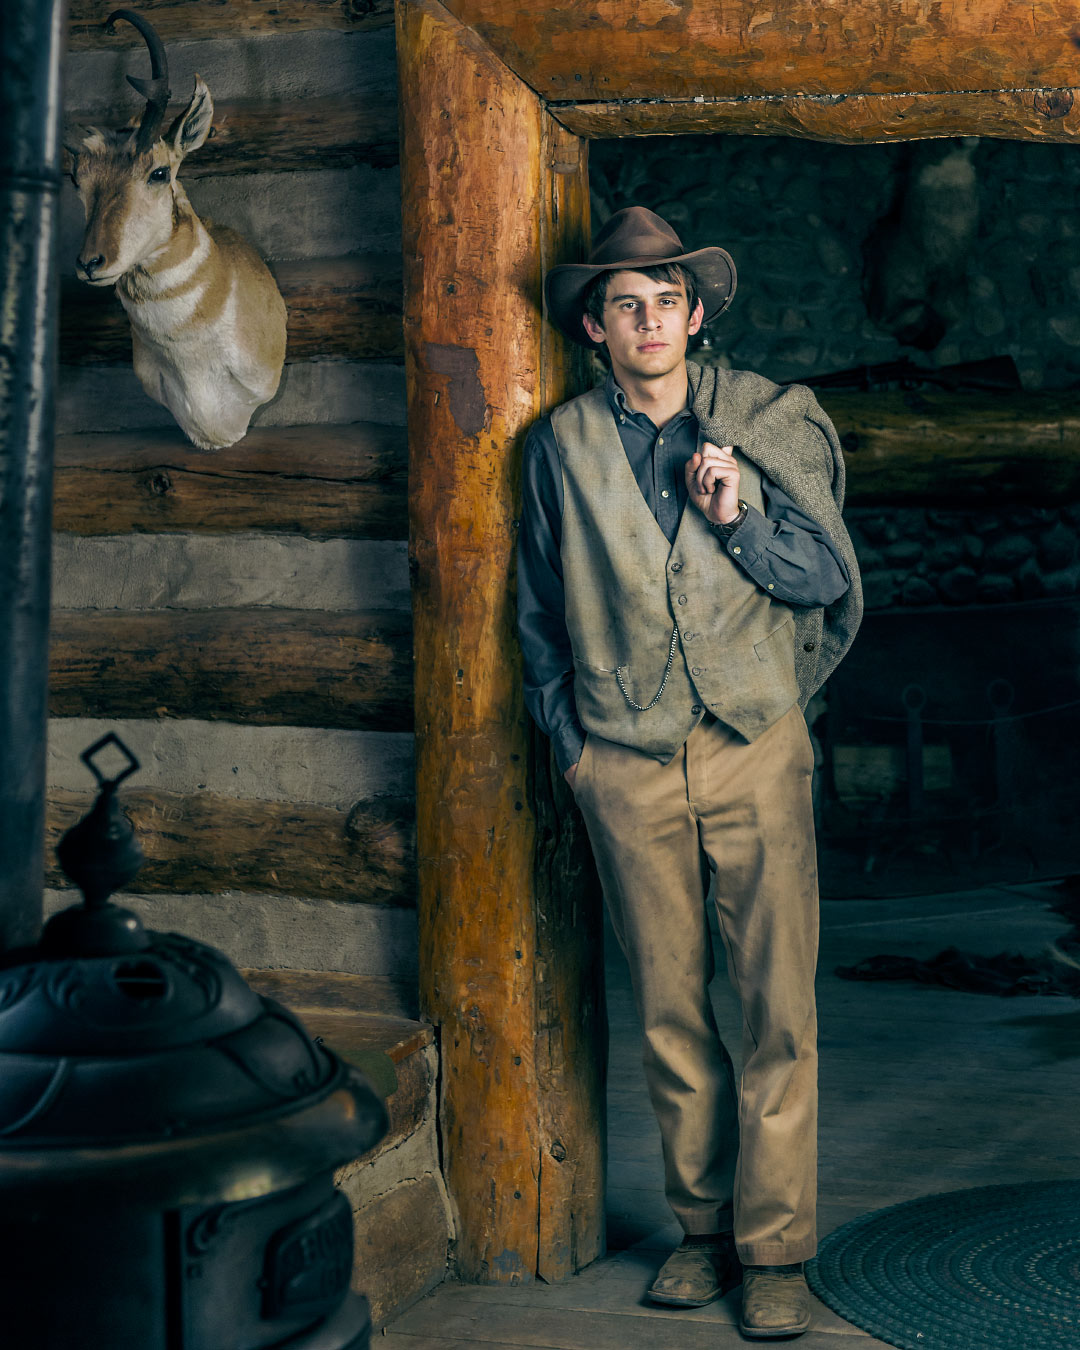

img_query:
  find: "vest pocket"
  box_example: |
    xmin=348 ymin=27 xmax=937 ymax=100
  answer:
xmin=572 ymin=656 xmax=620 ymax=727
xmin=753 ymin=617 xmax=800 ymax=702
xmin=572 ymin=655 xmax=618 ymax=674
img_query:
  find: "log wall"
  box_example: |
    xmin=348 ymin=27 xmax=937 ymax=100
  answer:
xmin=54 ymin=6 xmax=453 ymax=1323
xmin=55 ymin=12 xmax=414 ymax=985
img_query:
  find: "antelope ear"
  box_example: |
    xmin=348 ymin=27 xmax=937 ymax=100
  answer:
xmin=62 ymin=123 xmax=95 ymax=163
xmin=168 ymin=76 xmax=214 ymax=158
xmin=62 ymin=125 xmax=92 ymax=181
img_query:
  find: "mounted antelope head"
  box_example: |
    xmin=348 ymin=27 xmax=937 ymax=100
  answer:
xmin=65 ymin=9 xmax=287 ymax=450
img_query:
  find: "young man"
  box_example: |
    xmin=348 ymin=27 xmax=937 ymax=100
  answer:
xmin=517 ymin=207 xmax=862 ymax=1339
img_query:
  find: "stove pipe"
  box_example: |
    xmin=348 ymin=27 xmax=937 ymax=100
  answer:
xmin=0 ymin=0 xmax=65 ymax=951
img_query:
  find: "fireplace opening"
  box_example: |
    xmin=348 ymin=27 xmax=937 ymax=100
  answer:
xmin=589 ymin=132 xmax=1080 ymax=898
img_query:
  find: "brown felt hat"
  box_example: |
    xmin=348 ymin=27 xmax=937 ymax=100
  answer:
xmin=544 ymin=205 xmax=737 ymax=349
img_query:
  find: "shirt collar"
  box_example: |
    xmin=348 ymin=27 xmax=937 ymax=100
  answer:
xmin=605 ymin=370 xmax=694 ymax=426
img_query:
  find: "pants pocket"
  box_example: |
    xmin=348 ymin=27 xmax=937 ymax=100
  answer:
xmin=575 ymin=732 xmax=593 ymax=794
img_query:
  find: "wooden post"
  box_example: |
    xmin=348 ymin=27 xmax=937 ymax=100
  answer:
xmin=532 ymin=117 xmax=605 ymax=1284
xmin=398 ymin=0 xmax=602 ymax=1282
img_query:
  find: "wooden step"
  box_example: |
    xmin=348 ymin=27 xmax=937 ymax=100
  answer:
xmin=46 ymin=787 xmax=416 ymax=906
xmin=49 ymin=607 xmax=413 ymax=730
xmin=68 ymin=0 xmax=394 ymax=48
xmin=241 ymin=968 xmax=449 ymax=1327
xmin=60 ymin=255 xmax=403 ymax=365
xmin=52 ymin=423 xmax=406 ymax=539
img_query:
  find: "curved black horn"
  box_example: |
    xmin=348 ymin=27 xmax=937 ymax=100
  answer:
xmin=105 ymin=9 xmax=171 ymax=153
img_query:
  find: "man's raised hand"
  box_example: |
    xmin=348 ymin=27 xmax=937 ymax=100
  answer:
xmin=685 ymin=442 xmax=741 ymax=526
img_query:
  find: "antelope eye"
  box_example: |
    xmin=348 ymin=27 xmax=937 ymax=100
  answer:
xmin=148 ymin=166 xmax=170 ymax=184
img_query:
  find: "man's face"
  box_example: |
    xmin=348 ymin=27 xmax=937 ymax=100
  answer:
xmin=581 ymin=270 xmax=704 ymax=381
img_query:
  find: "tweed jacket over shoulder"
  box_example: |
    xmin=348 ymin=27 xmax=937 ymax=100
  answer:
xmin=686 ymin=360 xmax=863 ymax=702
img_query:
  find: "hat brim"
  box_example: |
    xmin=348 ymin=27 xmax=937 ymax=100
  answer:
xmin=543 ymin=245 xmax=737 ymax=349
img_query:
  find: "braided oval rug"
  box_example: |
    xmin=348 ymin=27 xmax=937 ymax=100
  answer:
xmin=806 ymin=1181 xmax=1080 ymax=1350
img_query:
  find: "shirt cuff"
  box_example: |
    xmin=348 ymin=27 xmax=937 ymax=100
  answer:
xmin=720 ymin=503 xmax=768 ymax=559
xmin=552 ymin=721 xmax=587 ymax=777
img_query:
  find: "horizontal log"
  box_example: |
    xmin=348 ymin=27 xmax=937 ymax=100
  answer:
xmin=178 ymin=97 xmax=398 ymax=177
xmin=243 ymin=969 xmax=426 ymax=1029
xmin=282 ymin=256 xmax=403 ymax=360
xmin=52 ymin=423 xmax=407 ymax=538
xmin=821 ymin=390 xmax=1080 ymax=505
xmin=60 ymin=255 xmax=403 ymax=365
xmin=553 ymin=87 xmax=1080 ymax=144
xmin=49 ymin=609 xmax=413 ymax=729
xmin=69 ymin=0 xmax=393 ymax=48
xmin=50 ymin=391 xmax=1080 ymax=527
xmin=442 ymin=0 xmax=1080 ymax=103
xmin=45 ymin=787 xmax=416 ymax=905
xmin=67 ymin=98 xmax=397 ymax=178
xmin=202 ymin=96 xmax=397 ymax=174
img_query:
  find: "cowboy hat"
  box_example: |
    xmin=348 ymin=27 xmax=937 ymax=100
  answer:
xmin=544 ymin=205 xmax=737 ymax=349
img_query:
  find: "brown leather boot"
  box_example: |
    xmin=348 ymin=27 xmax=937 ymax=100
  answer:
xmin=647 ymin=1234 xmax=741 ymax=1307
xmin=739 ymin=1264 xmax=812 ymax=1338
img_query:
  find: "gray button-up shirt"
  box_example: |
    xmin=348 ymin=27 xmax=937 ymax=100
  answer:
xmin=518 ymin=372 xmax=851 ymax=773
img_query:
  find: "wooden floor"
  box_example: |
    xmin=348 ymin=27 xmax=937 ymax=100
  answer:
xmin=384 ymin=881 xmax=1080 ymax=1348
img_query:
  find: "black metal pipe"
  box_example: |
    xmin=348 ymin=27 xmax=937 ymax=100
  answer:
xmin=0 ymin=0 xmax=66 ymax=951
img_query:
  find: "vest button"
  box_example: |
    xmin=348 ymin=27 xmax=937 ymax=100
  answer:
xmin=692 ymin=667 xmax=702 ymax=676
xmin=691 ymin=704 xmax=702 ymax=715
xmin=683 ymin=632 xmax=694 ymax=642
xmin=677 ymin=594 xmax=687 ymax=605
xmin=670 ymin=561 xmax=683 ymax=573
xmin=803 ymin=642 xmax=816 ymax=652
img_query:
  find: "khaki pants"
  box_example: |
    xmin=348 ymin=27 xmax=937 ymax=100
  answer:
xmin=575 ymin=705 xmax=819 ymax=1266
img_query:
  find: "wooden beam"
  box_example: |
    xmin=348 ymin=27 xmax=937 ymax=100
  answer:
xmin=60 ymin=255 xmax=403 ymax=365
xmin=49 ymin=609 xmax=412 ymax=730
xmin=440 ymin=0 xmax=1080 ymax=103
xmin=52 ymin=424 xmax=407 ymax=539
xmin=552 ymin=87 xmax=1080 ymax=143
xmin=45 ymin=786 xmax=416 ymax=905
xmin=822 ymin=390 xmax=1080 ymax=506
xmin=401 ymin=0 xmax=562 ymax=1285
xmin=68 ymin=0 xmax=394 ymax=49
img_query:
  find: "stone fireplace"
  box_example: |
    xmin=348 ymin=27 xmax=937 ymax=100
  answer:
xmin=591 ymin=132 xmax=1080 ymax=896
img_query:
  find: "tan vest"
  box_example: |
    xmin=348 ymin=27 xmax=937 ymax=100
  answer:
xmin=552 ymin=386 xmax=799 ymax=760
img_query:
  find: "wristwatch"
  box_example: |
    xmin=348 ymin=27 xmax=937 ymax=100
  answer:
xmin=716 ymin=499 xmax=748 ymax=537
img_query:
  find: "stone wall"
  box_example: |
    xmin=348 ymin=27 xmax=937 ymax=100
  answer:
xmin=592 ymin=133 xmax=1080 ymax=610
xmin=850 ymin=505 xmax=1080 ymax=611
xmin=591 ymin=132 xmax=1080 ymax=390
